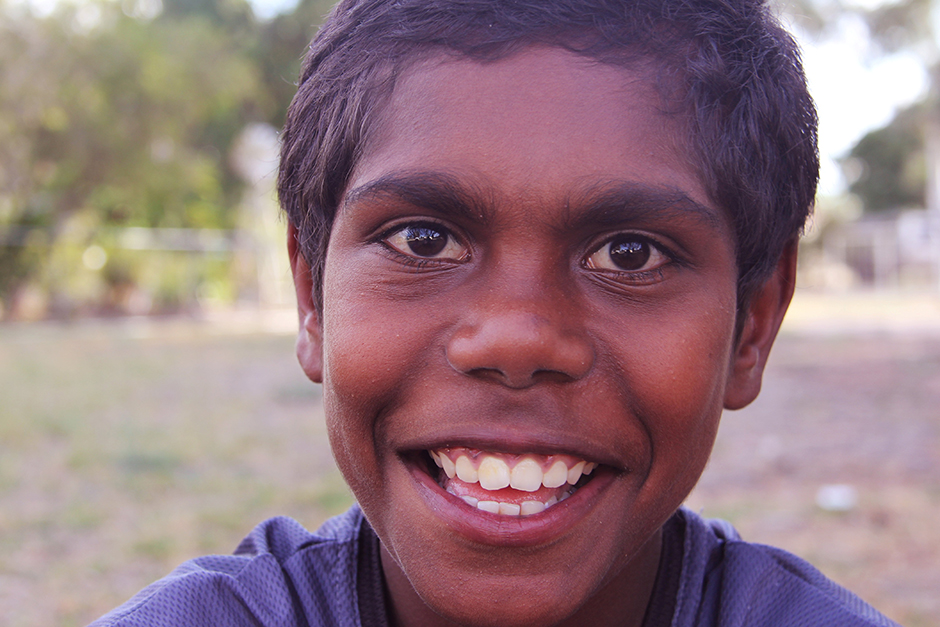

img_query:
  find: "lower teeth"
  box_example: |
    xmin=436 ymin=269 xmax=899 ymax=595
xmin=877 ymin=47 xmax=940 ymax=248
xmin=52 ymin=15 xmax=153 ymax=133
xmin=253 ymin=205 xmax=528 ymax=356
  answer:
xmin=445 ymin=480 xmax=573 ymax=516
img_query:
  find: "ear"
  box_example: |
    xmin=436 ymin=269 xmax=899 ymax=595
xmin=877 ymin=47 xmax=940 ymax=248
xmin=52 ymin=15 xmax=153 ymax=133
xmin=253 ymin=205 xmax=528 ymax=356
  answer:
xmin=723 ymin=239 xmax=798 ymax=410
xmin=289 ymin=223 xmax=323 ymax=384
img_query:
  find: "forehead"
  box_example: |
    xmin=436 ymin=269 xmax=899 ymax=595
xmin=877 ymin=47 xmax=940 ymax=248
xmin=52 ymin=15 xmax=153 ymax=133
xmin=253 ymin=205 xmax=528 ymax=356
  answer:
xmin=349 ymin=45 xmax=720 ymax=230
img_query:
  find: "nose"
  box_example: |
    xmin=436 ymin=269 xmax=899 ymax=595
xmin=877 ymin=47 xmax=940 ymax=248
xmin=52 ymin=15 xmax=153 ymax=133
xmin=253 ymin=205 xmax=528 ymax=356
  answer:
xmin=446 ymin=298 xmax=594 ymax=389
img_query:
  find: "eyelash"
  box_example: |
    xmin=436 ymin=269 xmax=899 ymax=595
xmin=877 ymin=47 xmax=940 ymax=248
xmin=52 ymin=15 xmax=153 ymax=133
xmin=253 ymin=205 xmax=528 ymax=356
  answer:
xmin=378 ymin=220 xmax=470 ymax=266
xmin=377 ymin=221 xmax=678 ymax=284
xmin=582 ymin=233 xmax=677 ymax=282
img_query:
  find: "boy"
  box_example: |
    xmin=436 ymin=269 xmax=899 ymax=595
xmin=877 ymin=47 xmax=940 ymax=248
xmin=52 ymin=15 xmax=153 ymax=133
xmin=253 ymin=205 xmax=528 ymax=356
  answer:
xmin=92 ymin=0 xmax=900 ymax=625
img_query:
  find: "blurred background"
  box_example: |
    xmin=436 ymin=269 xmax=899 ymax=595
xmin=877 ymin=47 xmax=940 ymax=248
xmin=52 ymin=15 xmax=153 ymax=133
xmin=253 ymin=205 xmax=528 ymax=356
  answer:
xmin=0 ymin=0 xmax=938 ymax=625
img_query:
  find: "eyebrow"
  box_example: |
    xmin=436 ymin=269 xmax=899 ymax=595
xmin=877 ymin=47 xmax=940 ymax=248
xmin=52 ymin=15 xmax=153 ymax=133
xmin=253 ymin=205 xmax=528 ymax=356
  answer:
xmin=343 ymin=171 xmax=723 ymax=233
xmin=562 ymin=183 xmax=724 ymax=234
xmin=342 ymin=171 xmax=495 ymax=226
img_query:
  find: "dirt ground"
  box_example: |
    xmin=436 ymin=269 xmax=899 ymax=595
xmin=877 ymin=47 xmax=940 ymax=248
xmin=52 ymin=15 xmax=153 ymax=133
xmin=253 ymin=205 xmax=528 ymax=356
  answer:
xmin=1 ymin=291 xmax=938 ymax=626
xmin=687 ymin=324 xmax=940 ymax=626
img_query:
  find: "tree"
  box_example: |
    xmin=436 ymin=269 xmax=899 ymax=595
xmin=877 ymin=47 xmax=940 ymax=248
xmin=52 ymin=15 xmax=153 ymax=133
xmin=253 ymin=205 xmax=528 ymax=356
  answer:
xmin=846 ymin=103 xmax=926 ymax=212
xmin=0 ymin=0 xmax=331 ymax=316
xmin=793 ymin=0 xmax=939 ymax=214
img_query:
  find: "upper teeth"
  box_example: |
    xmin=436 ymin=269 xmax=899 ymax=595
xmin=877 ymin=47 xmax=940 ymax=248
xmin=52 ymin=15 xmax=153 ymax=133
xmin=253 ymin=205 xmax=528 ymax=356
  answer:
xmin=430 ymin=449 xmax=596 ymax=492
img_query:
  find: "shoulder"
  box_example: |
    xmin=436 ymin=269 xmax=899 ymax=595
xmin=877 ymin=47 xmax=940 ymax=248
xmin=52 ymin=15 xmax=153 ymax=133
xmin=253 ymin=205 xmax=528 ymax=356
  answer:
xmin=671 ymin=507 xmax=900 ymax=627
xmin=89 ymin=506 xmax=367 ymax=627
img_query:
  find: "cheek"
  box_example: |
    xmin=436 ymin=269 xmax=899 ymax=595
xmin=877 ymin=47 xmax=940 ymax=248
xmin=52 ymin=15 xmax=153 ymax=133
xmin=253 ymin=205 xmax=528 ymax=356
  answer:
xmin=319 ymin=279 xmax=395 ymax=500
xmin=635 ymin=300 xmax=735 ymax=470
xmin=321 ymin=385 xmax=379 ymax=507
xmin=321 ymin=290 xmax=431 ymax=416
xmin=321 ymin=264 xmax=399 ymax=405
xmin=318 ymin=270 xmax=444 ymax=502
xmin=596 ymin=286 xmax=735 ymax=457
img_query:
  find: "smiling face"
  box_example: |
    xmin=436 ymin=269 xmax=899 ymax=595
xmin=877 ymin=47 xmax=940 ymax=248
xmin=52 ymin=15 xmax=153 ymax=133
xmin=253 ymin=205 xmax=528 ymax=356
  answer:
xmin=291 ymin=46 xmax=790 ymax=627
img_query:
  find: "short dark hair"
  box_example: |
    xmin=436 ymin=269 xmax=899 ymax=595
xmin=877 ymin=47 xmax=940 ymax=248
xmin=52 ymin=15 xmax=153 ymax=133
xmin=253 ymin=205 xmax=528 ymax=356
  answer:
xmin=279 ymin=0 xmax=819 ymax=313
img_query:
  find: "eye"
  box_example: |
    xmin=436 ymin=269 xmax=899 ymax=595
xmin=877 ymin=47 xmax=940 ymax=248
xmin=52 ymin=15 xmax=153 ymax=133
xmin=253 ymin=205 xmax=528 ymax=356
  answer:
xmin=383 ymin=222 xmax=469 ymax=261
xmin=585 ymin=234 xmax=669 ymax=273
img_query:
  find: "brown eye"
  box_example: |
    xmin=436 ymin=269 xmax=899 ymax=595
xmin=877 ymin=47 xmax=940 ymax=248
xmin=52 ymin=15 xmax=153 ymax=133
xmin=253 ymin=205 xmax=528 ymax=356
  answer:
xmin=585 ymin=235 xmax=667 ymax=272
xmin=385 ymin=223 xmax=469 ymax=260
xmin=608 ymin=237 xmax=650 ymax=270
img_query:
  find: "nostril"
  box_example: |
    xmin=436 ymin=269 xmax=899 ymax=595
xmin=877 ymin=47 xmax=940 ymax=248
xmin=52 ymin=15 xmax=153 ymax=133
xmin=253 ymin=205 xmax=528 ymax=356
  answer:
xmin=463 ymin=366 xmax=530 ymax=388
xmin=446 ymin=315 xmax=593 ymax=387
xmin=461 ymin=366 xmax=572 ymax=389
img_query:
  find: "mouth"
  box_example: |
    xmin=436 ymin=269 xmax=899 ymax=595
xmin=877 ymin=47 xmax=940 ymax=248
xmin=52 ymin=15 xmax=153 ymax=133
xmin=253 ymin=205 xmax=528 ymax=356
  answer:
xmin=423 ymin=448 xmax=599 ymax=516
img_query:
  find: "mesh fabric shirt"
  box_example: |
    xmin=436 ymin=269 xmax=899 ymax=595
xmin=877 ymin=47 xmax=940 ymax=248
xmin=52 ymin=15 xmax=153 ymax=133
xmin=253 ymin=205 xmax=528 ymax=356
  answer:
xmin=89 ymin=506 xmax=900 ymax=627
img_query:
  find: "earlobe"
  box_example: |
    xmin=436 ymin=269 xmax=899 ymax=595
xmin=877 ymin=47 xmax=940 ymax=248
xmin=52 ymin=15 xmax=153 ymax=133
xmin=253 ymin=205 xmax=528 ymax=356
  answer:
xmin=289 ymin=224 xmax=324 ymax=384
xmin=724 ymin=239 xmax=798 ymax=410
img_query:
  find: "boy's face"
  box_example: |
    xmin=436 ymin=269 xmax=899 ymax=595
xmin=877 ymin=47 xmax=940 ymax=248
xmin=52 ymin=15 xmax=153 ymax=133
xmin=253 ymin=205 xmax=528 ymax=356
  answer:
xmin=293 ymin=46 xmax=788 ymax=626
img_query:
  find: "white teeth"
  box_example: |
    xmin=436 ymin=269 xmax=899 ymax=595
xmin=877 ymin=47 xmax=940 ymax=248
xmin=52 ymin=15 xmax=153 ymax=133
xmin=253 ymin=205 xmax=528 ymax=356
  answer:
xmin=478 ymin=456 xmax=511 ymax=491
xmin=475 ymin=499 xmax=545 ymax=517
xmin=498 ymin=502 xmax=521 ymax=516
xmin=473 ymin=498 xmax=554 ymax=516
xmin=542 ymin=460 xmax=569 ymax=488
xmin=440 ymin=453 xmax=456 ymax=479
xmin=509 ymin=458 xmax=543 ymax=492
xmin=455 ymin=455 xmax=478 ymax=483
xmin=567 ymin=460 xmax=586 ymax=485
xmin=477 ymin=500 xmax=500 ymax=514
xmin=520 ymin=500 xmax=546 ymax=515
xmin=432 ymin=449 xmax=600 ymax=508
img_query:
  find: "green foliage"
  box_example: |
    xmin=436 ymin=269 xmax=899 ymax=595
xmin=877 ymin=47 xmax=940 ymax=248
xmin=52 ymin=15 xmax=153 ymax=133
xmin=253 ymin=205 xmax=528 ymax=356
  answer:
xmin=0 ymin=0 xmax=329 ymax=317
xmin=788 ymin=0 xmax=936 ymax=215
xmin=862 ymin=0 xmax=933 ymax=56
xmin=846 ymin=104 xmax=927 ymax=213
xmin=252 ymin=0 xmax=337 ymax=128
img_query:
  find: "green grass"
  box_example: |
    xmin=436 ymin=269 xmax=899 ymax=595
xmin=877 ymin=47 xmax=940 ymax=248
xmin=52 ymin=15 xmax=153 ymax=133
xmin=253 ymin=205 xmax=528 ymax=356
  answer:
xmin=0 ymin=318 xmax=351 ymax=627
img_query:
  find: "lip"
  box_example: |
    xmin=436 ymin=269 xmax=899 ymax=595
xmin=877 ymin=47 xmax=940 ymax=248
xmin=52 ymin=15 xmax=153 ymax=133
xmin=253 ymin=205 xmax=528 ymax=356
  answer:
xmin=404 ymin=449 xmax=620 ymax=548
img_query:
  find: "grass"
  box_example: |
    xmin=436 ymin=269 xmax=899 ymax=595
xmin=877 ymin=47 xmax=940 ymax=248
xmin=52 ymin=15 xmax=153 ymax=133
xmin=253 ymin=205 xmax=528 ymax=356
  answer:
xmin=0 ymin=317 xmax=351 ymax=627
